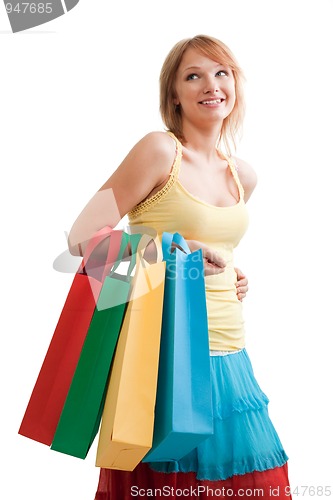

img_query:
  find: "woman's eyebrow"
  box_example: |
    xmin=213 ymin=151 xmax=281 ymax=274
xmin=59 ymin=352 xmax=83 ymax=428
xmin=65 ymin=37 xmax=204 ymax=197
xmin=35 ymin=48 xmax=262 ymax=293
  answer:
xmin=183 ymin=66 xmax=201 ymax=71
xmin=182 ymin=63 xmax=224 ymax=73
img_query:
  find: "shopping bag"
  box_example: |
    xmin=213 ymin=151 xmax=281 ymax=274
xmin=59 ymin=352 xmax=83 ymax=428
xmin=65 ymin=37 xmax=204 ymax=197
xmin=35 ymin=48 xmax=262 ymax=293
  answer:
xmin=50 ymin=231 xmax=142 ymax=459
xmin=96 ymin=235 xmax=166 ymax=471
xmin=143 ymin=232 xmax=213 ymax=462
xmin=18 ymin=226 xmax=122 ymax=446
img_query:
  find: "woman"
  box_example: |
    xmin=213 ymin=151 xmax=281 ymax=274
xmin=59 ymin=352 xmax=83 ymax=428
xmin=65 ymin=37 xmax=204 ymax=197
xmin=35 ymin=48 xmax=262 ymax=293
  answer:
xmin=68 ymin=35 xmax=291 ymax=499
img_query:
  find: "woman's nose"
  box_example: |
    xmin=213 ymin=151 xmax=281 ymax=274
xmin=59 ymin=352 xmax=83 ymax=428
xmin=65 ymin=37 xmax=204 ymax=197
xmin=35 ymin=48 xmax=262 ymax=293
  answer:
xmin=203 ymin=75 xmax=219 ymax=94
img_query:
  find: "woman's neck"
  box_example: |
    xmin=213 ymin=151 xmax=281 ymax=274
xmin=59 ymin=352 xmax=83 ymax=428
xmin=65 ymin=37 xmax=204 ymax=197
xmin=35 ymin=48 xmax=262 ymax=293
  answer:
xmin=180 ymin=123 xmax=222 ymax=161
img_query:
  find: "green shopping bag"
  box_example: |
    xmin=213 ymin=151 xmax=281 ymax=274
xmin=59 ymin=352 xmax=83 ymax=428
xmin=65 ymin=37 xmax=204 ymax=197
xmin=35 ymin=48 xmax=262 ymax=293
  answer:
xmin=51 ymin=231 xmax=142 ymax=459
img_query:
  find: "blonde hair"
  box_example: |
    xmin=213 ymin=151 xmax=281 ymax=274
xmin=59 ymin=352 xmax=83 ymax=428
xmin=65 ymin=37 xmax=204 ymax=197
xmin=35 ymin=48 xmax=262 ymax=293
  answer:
xmin=160 ymin=34 xmax=246 ymax=155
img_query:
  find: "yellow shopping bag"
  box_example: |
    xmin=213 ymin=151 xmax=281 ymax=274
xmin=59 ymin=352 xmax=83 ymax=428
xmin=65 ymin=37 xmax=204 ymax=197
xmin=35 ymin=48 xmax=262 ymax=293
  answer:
xmin=95 ymin=234 xmax=165 ymax=471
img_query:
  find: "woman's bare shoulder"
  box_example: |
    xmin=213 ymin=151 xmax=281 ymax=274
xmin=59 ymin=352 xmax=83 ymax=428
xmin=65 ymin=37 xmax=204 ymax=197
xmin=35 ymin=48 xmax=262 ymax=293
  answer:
xmin=134 ymin=131 xmax=178 ymax=163
xmin=232 ymin=156 xmax=258 ymax=202
xmin=125 ymin=130 xmax=178 ymax=185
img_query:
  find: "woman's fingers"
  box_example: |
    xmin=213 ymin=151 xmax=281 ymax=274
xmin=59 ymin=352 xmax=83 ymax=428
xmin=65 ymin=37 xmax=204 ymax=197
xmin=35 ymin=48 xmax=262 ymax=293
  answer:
xmin=235 ymin=268 xmax=249 ymax=301
xmin=203 ymin=248 xmax=227 ymax=269
xmin=202 ymin=249 xmax=227 ymax=276
xmin=186 ymin=239 xmax=227 ymax=276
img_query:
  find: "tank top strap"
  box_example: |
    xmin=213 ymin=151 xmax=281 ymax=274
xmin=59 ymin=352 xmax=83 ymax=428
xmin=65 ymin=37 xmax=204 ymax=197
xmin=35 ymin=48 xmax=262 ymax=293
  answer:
xmin=127 ymin=131 xmax=182 ymax=219
xmin=166 ymin=131 xmax=182 ymax=180
xmin=227 ymin=156 xmax=245 ymax=201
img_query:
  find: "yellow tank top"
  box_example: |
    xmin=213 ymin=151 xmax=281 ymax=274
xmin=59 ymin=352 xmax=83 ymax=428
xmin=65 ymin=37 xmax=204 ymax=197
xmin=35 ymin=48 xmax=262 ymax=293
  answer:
xmin=128 ymin=132 xmax=249 ymax=351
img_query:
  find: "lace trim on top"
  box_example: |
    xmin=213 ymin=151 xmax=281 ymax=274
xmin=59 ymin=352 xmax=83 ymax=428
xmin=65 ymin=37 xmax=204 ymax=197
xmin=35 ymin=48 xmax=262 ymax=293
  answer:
xmin=128 ymin=132 xmax=182 ymax=219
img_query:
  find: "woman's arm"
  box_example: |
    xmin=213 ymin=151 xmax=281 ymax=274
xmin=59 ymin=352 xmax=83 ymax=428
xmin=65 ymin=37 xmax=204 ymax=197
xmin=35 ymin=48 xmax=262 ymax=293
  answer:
xmin=67 ymin=132 xmax=176 ymax=256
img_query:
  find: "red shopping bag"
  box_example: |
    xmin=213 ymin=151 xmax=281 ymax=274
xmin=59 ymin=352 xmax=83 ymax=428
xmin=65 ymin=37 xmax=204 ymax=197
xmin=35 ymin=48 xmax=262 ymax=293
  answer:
xmin=18 ymin=226 xmax=122 ymax=446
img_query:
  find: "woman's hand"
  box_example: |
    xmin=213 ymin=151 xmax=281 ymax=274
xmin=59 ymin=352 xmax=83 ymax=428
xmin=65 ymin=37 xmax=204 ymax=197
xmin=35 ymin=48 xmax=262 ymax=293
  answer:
xmin=234 ymin=267 xmax=248 ymax=301
xmin=186 ymin=240 xmax=227 ymax=276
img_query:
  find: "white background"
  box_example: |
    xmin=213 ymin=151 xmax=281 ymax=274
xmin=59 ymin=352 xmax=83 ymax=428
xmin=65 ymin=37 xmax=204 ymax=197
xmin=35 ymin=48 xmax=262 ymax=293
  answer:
xmin=1 ymin=0 xmax=332 ymax=498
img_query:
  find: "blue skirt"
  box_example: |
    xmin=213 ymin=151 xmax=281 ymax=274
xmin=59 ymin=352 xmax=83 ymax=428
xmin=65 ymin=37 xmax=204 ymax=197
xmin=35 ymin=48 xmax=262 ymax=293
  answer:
xmin=147 ymin=348 xmax=288 ymax=481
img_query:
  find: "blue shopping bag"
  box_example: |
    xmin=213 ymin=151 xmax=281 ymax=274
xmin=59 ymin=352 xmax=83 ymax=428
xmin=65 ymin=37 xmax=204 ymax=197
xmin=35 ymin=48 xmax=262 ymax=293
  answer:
xmin=143 ymin=232 xmax=213 ymax=462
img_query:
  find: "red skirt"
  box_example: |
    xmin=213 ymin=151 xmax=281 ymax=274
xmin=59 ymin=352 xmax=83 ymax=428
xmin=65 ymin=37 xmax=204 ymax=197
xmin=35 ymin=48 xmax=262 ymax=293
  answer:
xmin=95 ymin=462 xmax=291 ymax=499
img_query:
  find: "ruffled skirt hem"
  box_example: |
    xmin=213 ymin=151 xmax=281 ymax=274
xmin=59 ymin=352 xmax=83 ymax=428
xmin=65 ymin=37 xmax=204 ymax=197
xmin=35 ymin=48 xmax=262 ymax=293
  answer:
xmin=95 ymin=462 xmax=291 ymax=499
xmin=148 ymin=349 xmax=288 ymax=480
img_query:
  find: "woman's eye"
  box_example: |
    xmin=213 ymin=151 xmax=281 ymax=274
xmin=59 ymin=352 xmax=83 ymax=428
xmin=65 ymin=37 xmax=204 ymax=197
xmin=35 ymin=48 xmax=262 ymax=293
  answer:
xmin=186 ymin=73 xmax=199 ymax=80
xmin=216 ymin=70 xmax=228 ymax=77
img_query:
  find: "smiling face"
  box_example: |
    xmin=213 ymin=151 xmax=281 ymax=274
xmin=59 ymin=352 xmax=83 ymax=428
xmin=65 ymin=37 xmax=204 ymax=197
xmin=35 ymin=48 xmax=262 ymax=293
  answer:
xmin=173 ymin=47 xmax=236 ymax=131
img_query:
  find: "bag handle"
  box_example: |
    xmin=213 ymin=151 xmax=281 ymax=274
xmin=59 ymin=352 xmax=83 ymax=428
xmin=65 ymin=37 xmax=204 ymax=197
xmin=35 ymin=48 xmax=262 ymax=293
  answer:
xmin=132 ymin=233 xmax=164 ymax=293
xmin=127 ymin=233 xmax=143 ymax=277
xmin=109 ymin=232 xmax=142 ymax=280
xmin=172 ymin=232 xmax=191 ymax=254
xmin=162 ymin=232 xmax=191 ymax=259
xmin=136 ymin=233 xmax=163 ymax=263
xmin=80 ymin=226 xmax=121 ymax=281
xmin=161 ymin=232 xmax=173 ymax=257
